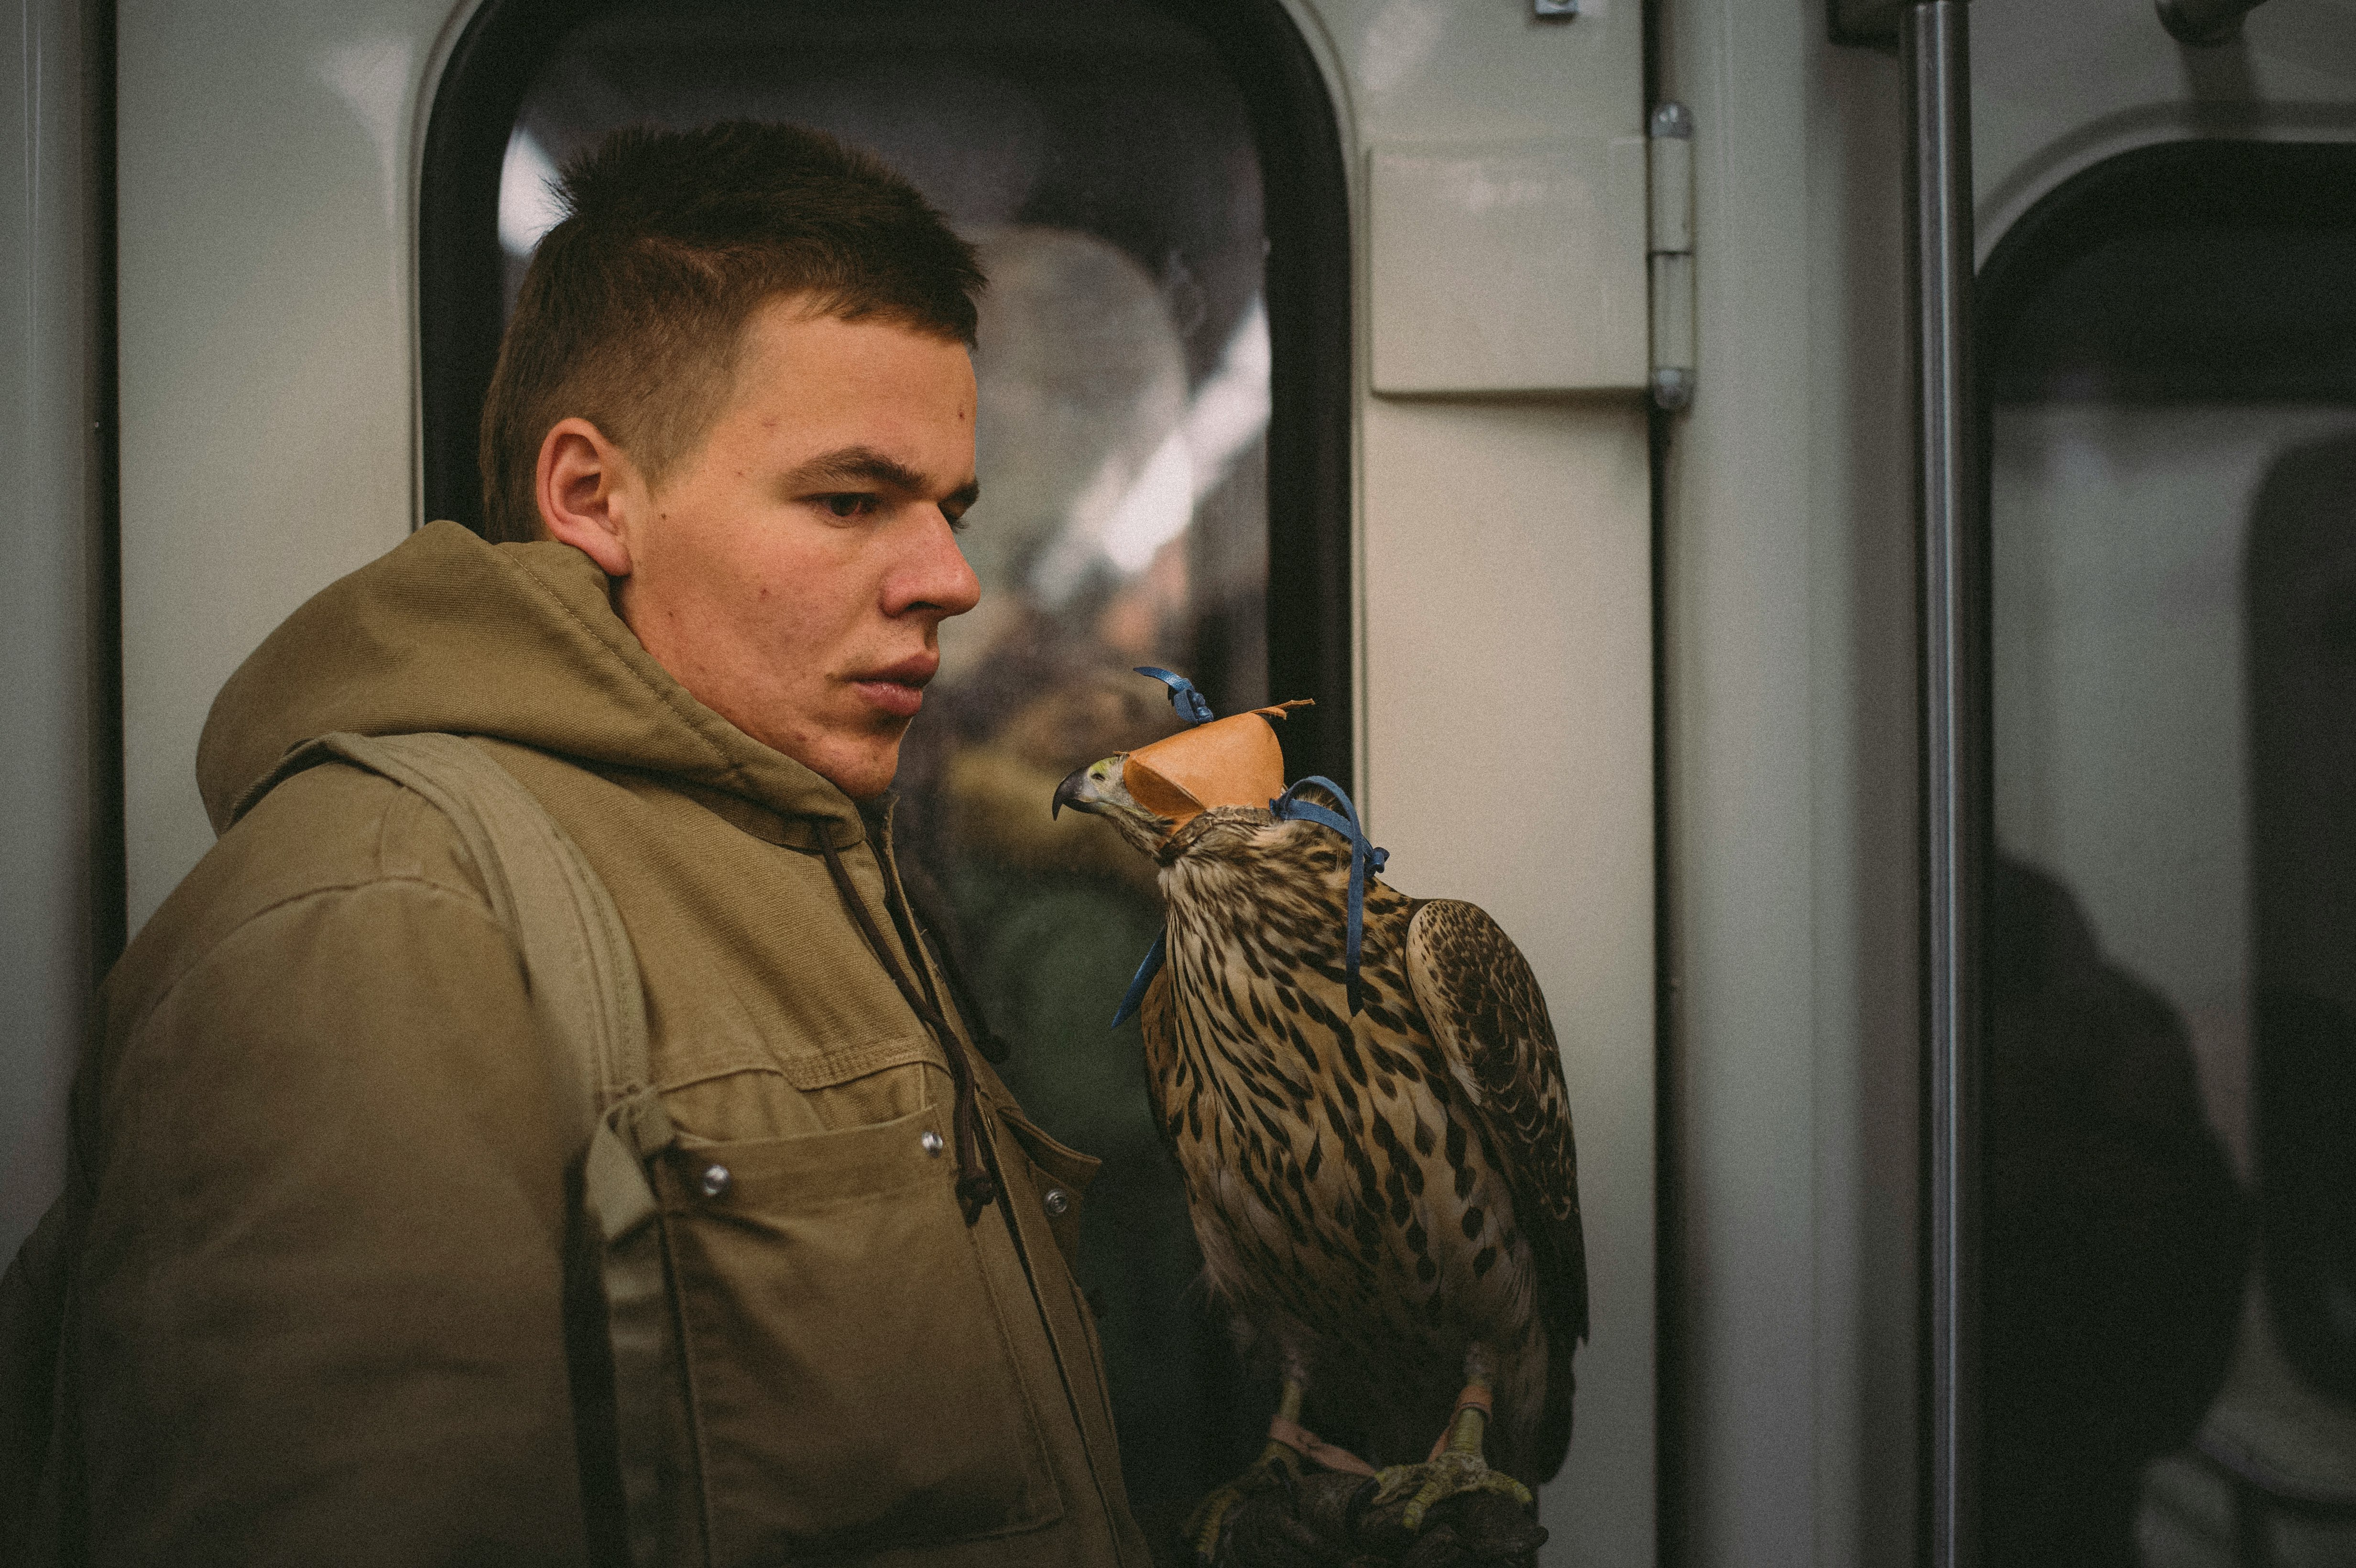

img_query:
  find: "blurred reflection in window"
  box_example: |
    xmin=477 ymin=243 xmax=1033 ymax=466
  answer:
xmin=502 ymin=3 xmax=1281 ymax=1551
xmin=1984 ymin=143 xmax=2356 ymax=1568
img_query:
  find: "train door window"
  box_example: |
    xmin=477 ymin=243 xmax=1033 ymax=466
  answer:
xmin=418 ymin=0 xmax=1348 ymax=1549
xmin=1980 ymin=141 xmax=2356 ymax=1565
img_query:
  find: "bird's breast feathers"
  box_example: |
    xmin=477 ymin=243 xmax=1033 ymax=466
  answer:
xmin=1145 ymin=833 xmax=1539 ymax=1355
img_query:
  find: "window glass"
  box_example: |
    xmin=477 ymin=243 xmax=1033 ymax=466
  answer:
xmin=502 ymin=1 xmax=1280 ymax=1542
xmin=1984 ymin=147 xmax=2356 ymax=1566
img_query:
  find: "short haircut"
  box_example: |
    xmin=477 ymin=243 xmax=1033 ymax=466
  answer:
xmin=479 ymin=120 xmax=985 ymax=544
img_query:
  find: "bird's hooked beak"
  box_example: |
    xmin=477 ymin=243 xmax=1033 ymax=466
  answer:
xmin=1051 ymin=753 xmax=1180 ymax=859
xmin=1052 ymin=754 xmax=1129 ymax=820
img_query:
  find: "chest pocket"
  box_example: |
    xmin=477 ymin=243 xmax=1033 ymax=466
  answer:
xmin=654 ymin=1097 xmax=1065 ymax=1563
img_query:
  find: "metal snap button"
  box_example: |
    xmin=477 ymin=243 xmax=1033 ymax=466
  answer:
xmin=920 ymin=1130 xmax=945 ymax=1157
xmin=698 ymin=1163 xmax=731 ymax=1198
xmin=1043 ymin=1188 xmax=1070 ymax=1217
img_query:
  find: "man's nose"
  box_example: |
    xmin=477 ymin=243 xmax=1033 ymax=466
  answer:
xmin=887 ymin=506 xmax=982 ymax=620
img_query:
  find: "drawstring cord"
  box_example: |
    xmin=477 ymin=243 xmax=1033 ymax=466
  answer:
xmin=818 ymin=837 xmax=1000 ymax=1224
xmin=892 ymin=874 xmax=1013 ymax=1065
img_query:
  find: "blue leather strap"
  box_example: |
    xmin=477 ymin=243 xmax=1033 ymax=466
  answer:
xmin=1110 ymin=930 xmax=1167 ymax=1029
xmin=1134 ymin=665 xmax=1215 ymax=726
xmin=1108 ymin=777 xmax=1389 ymax=1026
xmin=1270 ymin=777 xmax=1388 ymax=1016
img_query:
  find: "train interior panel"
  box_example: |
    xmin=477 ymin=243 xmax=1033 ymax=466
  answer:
xmin=3 ymin=0 xmax=2353 ymax=1561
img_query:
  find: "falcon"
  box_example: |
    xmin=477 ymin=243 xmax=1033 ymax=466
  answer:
xmin=1052 ymin=670 xmax=1587 ymax=1557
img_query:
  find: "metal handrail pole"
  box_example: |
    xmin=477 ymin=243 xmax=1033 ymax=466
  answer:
xmin=1903 ymin=5 xmax=1980 ymax=1568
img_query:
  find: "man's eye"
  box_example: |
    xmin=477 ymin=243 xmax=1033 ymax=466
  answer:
xmin=821 ymin=494 xmax=875 ymax=519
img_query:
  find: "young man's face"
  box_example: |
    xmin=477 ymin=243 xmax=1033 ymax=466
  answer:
xmin=574 ymin=297 xmax=982 ymax=799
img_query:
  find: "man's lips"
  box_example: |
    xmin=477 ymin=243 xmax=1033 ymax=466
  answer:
xmin=848 ymin=655 xmax=938 ymax=720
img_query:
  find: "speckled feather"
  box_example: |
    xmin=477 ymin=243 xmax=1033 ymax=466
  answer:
xmin=1136 ymin=801 xmax=1587 ymax=1485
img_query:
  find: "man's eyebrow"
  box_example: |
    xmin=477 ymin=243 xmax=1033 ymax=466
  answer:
xmin=787 ymin=445 xmax=976 ymax=509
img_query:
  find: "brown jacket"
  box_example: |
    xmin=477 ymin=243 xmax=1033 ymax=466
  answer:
xmin=69 ymin=522 xmax=1147 ymax=1567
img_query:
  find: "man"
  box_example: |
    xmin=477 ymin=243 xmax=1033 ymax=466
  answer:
xmin=60 ymin=122 xmax=1147 ymax=1566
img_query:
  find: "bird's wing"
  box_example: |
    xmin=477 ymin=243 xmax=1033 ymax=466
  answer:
xmin=1406 ymin=898 xmax=1588 ymax=1476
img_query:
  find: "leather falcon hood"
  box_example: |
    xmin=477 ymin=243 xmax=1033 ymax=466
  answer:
xmin=1121 ymin=701 xmax=1310 ymax=827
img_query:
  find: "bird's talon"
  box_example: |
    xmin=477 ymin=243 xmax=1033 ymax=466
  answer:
xmin=1184 ymin=1444 xmax=1302 ymax=1561
xmin=1369 ymin=1450 xmax=1532 ymax=1533
xmin=1369 ymin=1463 xmax=1421 ymax=1509
xmin=1186 ymin=1489 xmax=1237 ymax=1562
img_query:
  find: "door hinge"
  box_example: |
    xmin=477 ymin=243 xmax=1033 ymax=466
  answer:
xmin=1648 ymin=102 xmax=1696 ymax=411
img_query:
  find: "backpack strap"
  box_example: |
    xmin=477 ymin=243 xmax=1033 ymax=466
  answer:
xmin=5 ymin=733 xmax=676 ymax=1567
xmin=295 ymin=733 xmax=647 ymax=1105
xmin=287 ymin=732 xmax=674 ymax=1568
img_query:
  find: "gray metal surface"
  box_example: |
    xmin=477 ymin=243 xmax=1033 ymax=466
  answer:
xmin=1 ymin=0 xmax=107 ymax=1258
xmin=1832 ymin=0 xmax=1908 ymax=46
xmin=1902 ymin=4 xmax=1979 ymax=1566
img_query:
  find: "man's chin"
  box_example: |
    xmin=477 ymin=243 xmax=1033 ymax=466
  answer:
xmin=801 ymin=732 xmax=909 ymax=802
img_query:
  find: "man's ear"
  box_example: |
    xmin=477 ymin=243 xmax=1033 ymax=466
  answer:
xmin=535 ymin=416 xmax=640 ymax=577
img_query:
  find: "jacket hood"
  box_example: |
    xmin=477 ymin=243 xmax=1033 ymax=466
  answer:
xmin=198 ymin=520 xmax=867 ymax=849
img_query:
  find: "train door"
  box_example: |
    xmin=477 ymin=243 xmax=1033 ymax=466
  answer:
xmin=99 ymin=1 xmax=1658 ymax=1561
xmin=1972 ymin=5 xmax=2356 ymax=1563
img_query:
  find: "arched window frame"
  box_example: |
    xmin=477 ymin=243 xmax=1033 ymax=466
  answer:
xmin=415 ymin=0 xmax=1356 ymax=784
